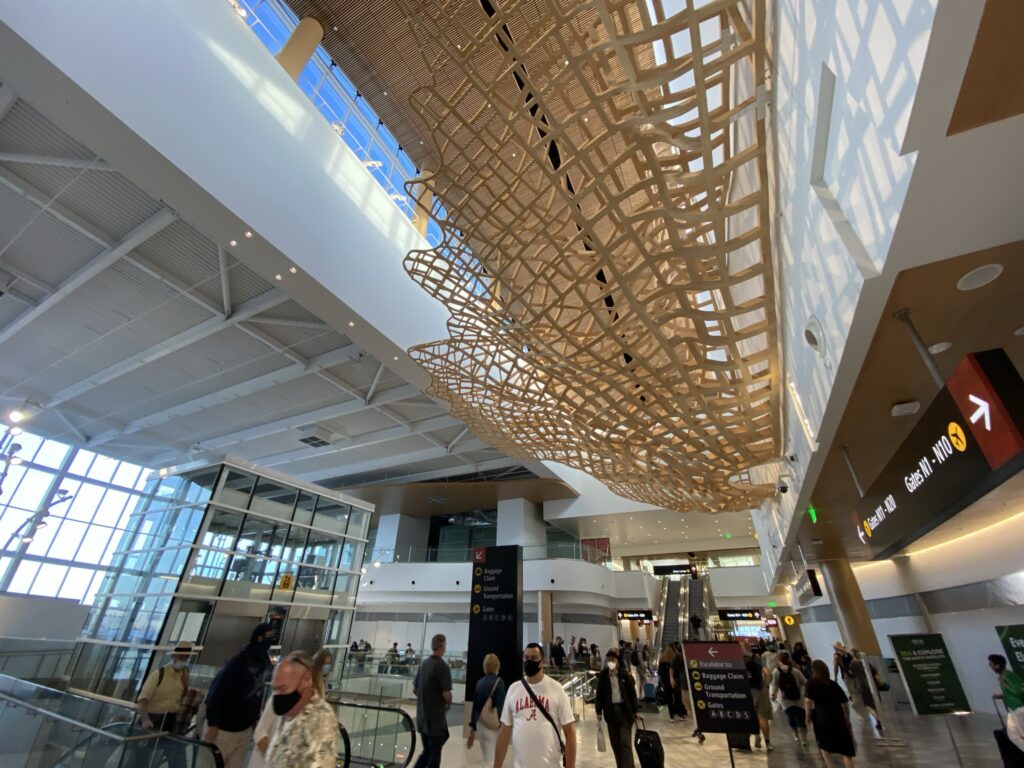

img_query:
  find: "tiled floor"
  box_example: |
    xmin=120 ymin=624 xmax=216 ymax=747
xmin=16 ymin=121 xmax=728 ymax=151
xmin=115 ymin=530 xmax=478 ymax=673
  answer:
xmin=403 ymin=698 xmax=1008 ymax=767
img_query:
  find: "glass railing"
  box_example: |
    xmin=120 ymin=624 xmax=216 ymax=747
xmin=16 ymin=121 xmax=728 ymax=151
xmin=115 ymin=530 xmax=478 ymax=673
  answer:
xmin=328 ymin=695 xmax=416 ymax=767
xmin=0 ymin=636 xmax=78 ymax=688
xmin=331 ymin=650 xmax=469 ymax=703
xmin=0 ymin=673 xmax=223 ymax=768
xmin=368 ymin=543 xmax=612 ymax=567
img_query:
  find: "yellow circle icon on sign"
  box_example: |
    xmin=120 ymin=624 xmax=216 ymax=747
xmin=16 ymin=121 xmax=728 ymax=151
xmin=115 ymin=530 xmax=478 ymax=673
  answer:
xmin=474 ymin=584 xmax=482 ymax=594
xmin=697 ymin=700 xmax=706 ymax=710
xmin=949 ymin=422 xmax=967 ymax=452
xmin=474 ymin=567 xmax=483 ymax=577
xmin=689 ymin=659 xmax=698 ymax=668
xmin=472 ymin=604 xmax=481 ymax=615
xmin=694 ymin=682 xmax=703 ymax=692
xmin=691 ymin=671 xmax=701 ymax=681
xmin=784 ymin=615 xmax=796 ymax=626
xmin=863 ymin=520 xmax=872 ymax=539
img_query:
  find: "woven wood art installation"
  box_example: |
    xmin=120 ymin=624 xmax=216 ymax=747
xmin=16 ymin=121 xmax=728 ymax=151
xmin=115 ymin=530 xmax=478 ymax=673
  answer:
xmin=307 ymin=0 xmax=780 ymax=511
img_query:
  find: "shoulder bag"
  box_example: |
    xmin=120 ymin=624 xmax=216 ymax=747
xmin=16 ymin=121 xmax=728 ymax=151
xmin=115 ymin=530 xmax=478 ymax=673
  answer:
xmin=522 ymin=679 xmax=566 ymax=767
xmin=478 ymin=677 xmax=502 ymax=731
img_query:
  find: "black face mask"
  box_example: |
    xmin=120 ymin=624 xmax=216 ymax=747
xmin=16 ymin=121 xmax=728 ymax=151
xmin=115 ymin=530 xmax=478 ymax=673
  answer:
xmin=257 ymin=636 xmax=273 ymax=654
xmin=523 ymin=659 xmax=542 ymax=677
xmin=272 ymin=690 xmax=301 ymax=716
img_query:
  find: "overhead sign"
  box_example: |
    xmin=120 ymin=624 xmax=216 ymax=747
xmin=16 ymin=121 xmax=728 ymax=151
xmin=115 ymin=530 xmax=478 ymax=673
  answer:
xmin=795 ymin=569 xmax=823 ymax=607
xmin=855 ymin=349 xmax=1024 ymax=559
xmin=616 ymin=610 xmax=653 ymax=622
xmin=653 ymin=563 xmax=695 ymax=576
xmin=996 ymin=625 xmax=1024 ymax=679
xmin=890 ymin=633 xmax=971 ymax=715
xmin=783 ymin=615 xmax=798 ymax=627
xmin=718 ymin=609 xmax=762 ymax=621
xmin=682 ymin=641 xmax=758 ymax=735
xmin=763 ymin=618 xmax=779 ymax=628
xmin=466 ymin=546 xmax=523 ymax=701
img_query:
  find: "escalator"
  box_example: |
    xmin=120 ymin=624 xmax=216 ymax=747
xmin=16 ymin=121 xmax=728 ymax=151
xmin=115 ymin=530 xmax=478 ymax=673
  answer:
xmin=659 ymin=579 xmax=682 ymax=646
xmin=0 ymin=672 xmax=416 ymax=768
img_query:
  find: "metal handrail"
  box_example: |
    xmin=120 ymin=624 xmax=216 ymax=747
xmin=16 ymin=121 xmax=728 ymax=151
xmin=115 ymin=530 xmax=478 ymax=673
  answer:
xmin=326 ymin=696 xmax=417 ymax=768
xmin=0 ymin=691 xmax=162 ymax=744
xmin=45 ymin=719 xmax=134 ymax=768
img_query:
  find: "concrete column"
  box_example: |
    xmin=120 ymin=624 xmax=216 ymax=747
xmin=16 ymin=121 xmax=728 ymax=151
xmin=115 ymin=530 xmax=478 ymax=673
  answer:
xmin=371 ymin=513 xmax=430 ymax=563
xmin=411 ymin=176 xmax=433 ymax=237
xmin=820 ymin=559 xmax=881 ymax=655
xmin=629 ymin=620 xmax=640 ymax=644
xmin=275 ymin=17 xmax=324 ymax=81
xmin=497 ymin=498 xmax=546 ymax=549
xmin=645 ymin=624 xmax=655 ymax=645
xmin=538 ymin=590 xmax=554 ymax=645
xmin=892 ymin=555 xmax=936 ymax=632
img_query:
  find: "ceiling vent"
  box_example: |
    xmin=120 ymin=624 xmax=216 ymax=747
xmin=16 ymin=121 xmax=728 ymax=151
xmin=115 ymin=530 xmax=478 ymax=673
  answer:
xmin=298 ymin=426 xmax=333 ymax=448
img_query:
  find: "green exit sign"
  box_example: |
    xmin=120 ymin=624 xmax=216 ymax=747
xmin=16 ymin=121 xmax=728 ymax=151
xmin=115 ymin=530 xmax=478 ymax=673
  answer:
xmin=807 ymin=505 xmax=818 ymax=524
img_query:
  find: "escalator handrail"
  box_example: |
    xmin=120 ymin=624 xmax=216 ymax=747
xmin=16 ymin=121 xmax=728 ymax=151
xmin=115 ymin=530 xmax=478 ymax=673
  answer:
xmin=45 ymin=719 xmax=136 ymax=768
xmin=339 ymin=723 xmax=351 ymax=768
xmin=326 ymin=696 xmax=417 ymax=768
xmin=0 ymin=690 xmax=163 ymax=743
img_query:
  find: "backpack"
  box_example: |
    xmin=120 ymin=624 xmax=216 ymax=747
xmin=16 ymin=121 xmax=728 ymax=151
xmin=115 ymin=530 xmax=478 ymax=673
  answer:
xmin=778 ymin=667 xmax=800 ymax=701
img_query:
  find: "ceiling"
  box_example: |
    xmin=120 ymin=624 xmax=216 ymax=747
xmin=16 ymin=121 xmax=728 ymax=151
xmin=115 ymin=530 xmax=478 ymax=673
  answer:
xmin=793 ymin=241 xmax=1024 ymax=560
xmin=0 ymin=82 xmax=513 ymax=487
xmin=561 ymin=507 xmax=758 ymax=550
xmin=289 ymin=0 xmax=781 ymax=514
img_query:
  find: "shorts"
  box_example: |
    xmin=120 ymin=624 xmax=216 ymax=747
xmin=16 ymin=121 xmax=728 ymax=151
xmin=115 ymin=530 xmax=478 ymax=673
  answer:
xmin=755 ymin=689 xmax=773 ymax=720
xmin=784 ymin=704 xmax=806 ymax=730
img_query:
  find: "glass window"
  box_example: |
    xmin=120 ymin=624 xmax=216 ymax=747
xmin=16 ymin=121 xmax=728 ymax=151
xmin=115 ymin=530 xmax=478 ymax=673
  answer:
xmin=347 ymin=508 xmax=371 ymax=538
xmin=9 ymin=468 xmax=52 ymax=512
xmin=249 ymin=480 xmax=297 ymax=520
xmin=88 ymin=455 xmax=119 ymax=483
xmin=228 ymin=515 xmax=288 ymax=586
xmin=68 ymin=449 xmax=95 ymax=476
xmin=339 ymin=540 xmax=364 ymax=572
xmin=294 ymin=493 xmax=316 ymax=526
xmin=47 ymin=518 xmax=88 ymax=560
xmin=67 ymin=483 xmax=106 ymax=523
xmin=30 ymin=563 xmax=68 ymax=597
xmin=313 ymin=498 xmax=349 ymax=535
xmin=24 ymin=518 xmax=60 ymax=557
xmin=200 ymin=509 xmax=244 ymax=551
xmin=93 ymin=489 xmax=130 ymax=527
xmin=77 ymin=526 xmax=115 ymax=565
xmin=7 ymin=560 xmax=40 ymax=593
xmin=59 ymin=566 xmax=95 ymax=601
xmin=34 ymin=439 xmax=70 ymax=469
xmin=8 ymin=431 xmax=43 ymax=463
xmin=111 ymin=462 xmax=142 ymax=489
xmin=280 ymin=525 xmax=309 ymax=566
xmin=217 ymin=470 xmax=255 ymax=508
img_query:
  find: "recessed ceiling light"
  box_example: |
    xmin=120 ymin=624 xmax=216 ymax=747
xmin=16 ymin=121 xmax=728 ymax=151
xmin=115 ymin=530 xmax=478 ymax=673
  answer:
xmin=333 ymin=26 xmax=339 ymax=31
xmin=244 ymin=231 xmax=253 ymax=238
xmin=1015 ymin=326 xmax=1024 ymax=337
xmin=348 ymin=321 xmax=355 ymax=327
xmin=928 ymin=341 xmax=952 ymax=354
xmin=891 ymin=401 xmax=921 ymax=418
xmin=289 ymin=267 xmax=297 ymax=274
xmin=957 ymin=263 xmax=1003 ymax=291
xmin=393 ymin=356 xmax=399 ymax=361
xmin=274 ymin=274 xmax=283 ymax=281
xmin=383 ymin=91 xmax=388 ymax=96
xmin=229 ymin=240 xmax=238 ymax=247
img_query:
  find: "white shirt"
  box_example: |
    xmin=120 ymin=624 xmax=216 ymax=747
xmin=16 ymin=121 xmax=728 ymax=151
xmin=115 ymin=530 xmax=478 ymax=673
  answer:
xmin=501 ymin=676 xmax=574 ymax=768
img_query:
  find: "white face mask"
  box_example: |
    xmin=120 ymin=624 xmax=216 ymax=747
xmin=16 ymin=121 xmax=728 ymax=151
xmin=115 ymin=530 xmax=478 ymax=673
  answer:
xmin=172 ymin=660 xmax=188 ymax=671
xmin=607 ymin=661 xmax=617 ymax=671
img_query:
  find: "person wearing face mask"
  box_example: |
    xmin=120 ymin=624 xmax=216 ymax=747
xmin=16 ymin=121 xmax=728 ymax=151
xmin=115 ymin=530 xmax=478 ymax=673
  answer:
xmin=264 ymin=651 xmax=340 ymax=768
xmin=311 ymin=649 xmax=335 ymax=696
xmin=203 ymin=623 xmax=275 ymax=768
xmin=494 ymin=643 xmax=577 ymax=768
xmin=595 ymin=649 xmax=640 ymax=768
xmin=136 ymin=641 xmax=193 ymax=768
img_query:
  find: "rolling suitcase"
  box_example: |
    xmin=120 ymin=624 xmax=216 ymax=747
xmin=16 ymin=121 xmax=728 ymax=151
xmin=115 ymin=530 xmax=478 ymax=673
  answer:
xmin=634 ymin=718 xmax=665 ymax=768
xmin=994 ymin=695 xmax=1024 ymax=767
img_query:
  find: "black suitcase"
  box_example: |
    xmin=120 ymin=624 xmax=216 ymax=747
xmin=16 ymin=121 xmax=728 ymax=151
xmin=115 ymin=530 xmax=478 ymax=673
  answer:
xmin=995 ymin=729 xmax=1024 ymax=767
xmin=634 ymin=719 xmax=665 ymax=768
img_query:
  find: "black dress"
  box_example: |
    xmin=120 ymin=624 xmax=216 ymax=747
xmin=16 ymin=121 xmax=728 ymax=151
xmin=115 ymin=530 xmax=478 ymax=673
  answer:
xmin=805 ymin=678 xmax=855 ymax=757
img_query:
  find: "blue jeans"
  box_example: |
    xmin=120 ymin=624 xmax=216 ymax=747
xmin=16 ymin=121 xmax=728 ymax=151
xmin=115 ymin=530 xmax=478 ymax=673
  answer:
xmin=413 ymin=730 xmax=449 ymax=768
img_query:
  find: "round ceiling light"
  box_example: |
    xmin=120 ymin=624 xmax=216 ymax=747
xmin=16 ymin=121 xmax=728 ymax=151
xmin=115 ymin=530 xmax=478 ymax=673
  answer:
xmin=1014 ymin=326 xmax=1024 ymax=337
xmin=928 ymin=341 xmax=952 ymax=354
xmin=956 ymin=263 xmax=1003 ymax=291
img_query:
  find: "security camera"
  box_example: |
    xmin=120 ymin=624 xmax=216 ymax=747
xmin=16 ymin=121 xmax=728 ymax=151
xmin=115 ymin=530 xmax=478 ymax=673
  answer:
xmin=776 ymin=479 xmax=789 ymax=494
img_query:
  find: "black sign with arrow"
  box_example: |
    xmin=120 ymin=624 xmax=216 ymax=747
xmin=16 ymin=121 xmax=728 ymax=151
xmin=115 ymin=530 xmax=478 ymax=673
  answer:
xmin=682 ymin=641 xmax=758 ymax=736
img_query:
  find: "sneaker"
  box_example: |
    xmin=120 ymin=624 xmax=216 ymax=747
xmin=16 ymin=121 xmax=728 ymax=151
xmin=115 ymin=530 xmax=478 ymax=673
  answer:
xmin=669 ymin=717 xmax=675 ymax=722
xmin=876 ymin=722 xmax=885 ymax=736
xmin=766 ymin=741 xmax=774 ymax=752
xmin=755 ymin=735 xmax=762 ymax=749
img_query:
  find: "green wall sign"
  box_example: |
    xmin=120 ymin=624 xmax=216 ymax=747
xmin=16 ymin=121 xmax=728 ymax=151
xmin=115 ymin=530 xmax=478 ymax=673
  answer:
xmin=996 ymin=625 xmax=1024 ymax=678
xmin=890 ymin=633 xmax=971 ymax=715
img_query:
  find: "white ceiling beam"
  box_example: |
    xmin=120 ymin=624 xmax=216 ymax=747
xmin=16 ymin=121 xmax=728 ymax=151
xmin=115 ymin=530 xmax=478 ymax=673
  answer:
xmin=193 ymin=382 xmax=423 ymax=452
xmin=0 ymin=165 xmax=111 ymax=248
xmin=259 ymin=414 xmax=462 ymax=467
xmin=0 ymin=262 xmax=55 ymax=294
xmin=0 ymin=207 xmax=177 ymax=347
xmin=124 ymin=252 xmax=222 ymax=316
xmin=344 ymin=457 xmax=521 ymax=486
xmin=296 ymin=438 xmax=488 ymax=483
xmin=218 ymin=246 xmax=231 ymax=316
xmin=0 ymin=280 xmax=38 ymax=307
xmin=44 ymin=288 xmax=285 ymax=408
xmin=447 ymin=427 xmax=469 ymax=453
xmin=364 ymin=363 xmax=385 ymax=404
xmin=0 ymin=152 xmax=115 ymax=171
xmin=0 ymin=84 xmax=16 ymax=123
xmin=85 ymin=343 xmax=361 ymax=447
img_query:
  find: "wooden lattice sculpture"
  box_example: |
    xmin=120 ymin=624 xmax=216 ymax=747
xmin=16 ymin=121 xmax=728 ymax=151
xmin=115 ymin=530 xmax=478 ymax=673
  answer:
xmin=300 ymin=0 xmax=779 ymax=511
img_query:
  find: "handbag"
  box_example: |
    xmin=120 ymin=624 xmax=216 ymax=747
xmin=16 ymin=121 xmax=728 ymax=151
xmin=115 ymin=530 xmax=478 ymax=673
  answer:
xmin=596 ymin=720 xmax=607 ymax=752
xmin=478 ymin=677 xmax=502 ymax=731
xmin=522 ymin=678 xmax=566 ymax=767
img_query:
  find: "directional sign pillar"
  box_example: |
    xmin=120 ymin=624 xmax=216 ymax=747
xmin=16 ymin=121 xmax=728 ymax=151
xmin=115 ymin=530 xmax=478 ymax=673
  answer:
xmin=682 ymin=641 xmax=758 ymax=738
xmin=466 ymin=546 xmax=523 ymax=702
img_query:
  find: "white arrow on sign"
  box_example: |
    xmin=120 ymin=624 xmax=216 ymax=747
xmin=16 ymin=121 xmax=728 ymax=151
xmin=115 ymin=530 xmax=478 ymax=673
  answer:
xmin=969 ymin=394 xmax=992 ymax=431
xmin=707 ymin=647 xmax=718 ymax=658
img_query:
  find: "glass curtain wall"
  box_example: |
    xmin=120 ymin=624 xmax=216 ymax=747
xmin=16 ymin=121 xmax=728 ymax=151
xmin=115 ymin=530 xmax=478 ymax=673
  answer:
xmin=0 ymin=429 xmax=153 ymax=605
xmin=70 ymin=462 xmax=371 ymax=702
